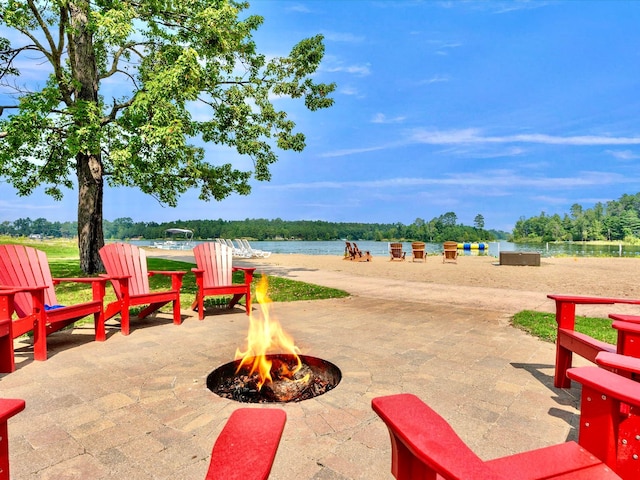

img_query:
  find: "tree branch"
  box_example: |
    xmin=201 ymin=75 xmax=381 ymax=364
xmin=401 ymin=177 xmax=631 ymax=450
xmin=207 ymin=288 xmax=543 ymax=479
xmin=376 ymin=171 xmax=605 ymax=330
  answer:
xmin=102 ymin=95 xmax=136 ymax=125
xmin=100 ymin=42 xmax=151 ymax=80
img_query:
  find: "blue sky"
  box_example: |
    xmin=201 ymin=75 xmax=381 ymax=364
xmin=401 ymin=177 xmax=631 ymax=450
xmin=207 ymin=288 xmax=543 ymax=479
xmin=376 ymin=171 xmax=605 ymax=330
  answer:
xmin=2 ymin=1 xmax=640 ymax=232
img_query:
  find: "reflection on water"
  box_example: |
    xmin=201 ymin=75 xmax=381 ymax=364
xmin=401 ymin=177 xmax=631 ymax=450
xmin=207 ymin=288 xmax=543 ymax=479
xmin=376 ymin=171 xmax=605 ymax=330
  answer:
xmin=128 ymin=239 xmax=640 ymax=258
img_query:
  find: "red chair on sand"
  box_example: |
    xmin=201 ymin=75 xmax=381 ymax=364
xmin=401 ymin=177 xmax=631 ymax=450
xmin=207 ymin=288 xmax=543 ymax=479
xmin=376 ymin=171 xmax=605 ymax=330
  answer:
xmin=191 ymin=242 xmax=255 ymax=319
xmin=0 ymin=244 xmax=109 ymax=371
xmin=373 ymin=365 xmax=640 ymax=479
xmin=99 ymin=243 xmax=185 ymax=335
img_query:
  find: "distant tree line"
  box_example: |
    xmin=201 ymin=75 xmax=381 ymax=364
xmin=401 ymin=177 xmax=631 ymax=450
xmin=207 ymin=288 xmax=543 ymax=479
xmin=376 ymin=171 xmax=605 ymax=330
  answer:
xmin=512 ymin=192 xmax=640 ymax=243
xmin=0 ymin=212 xmax=503 ymax=242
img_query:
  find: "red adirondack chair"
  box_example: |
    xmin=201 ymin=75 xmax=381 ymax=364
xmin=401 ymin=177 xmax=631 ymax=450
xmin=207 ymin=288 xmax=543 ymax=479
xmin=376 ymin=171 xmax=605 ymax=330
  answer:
xmin=205 ymin=408 xmax=286 ymax=480
xmin=373 ymin=364 xmax=640 ymax=480
xmin=99 ymin=243 xmax=186 ymax=335
xmin=547 ymin=294 xmax=640 ymax=388
xmin=0 ymin=244 xmax=109 ymax=371
xmin=0 ymin=398 xmax=25 ymax=480
xmin=191 ymin=242 xmax=255 ymax=320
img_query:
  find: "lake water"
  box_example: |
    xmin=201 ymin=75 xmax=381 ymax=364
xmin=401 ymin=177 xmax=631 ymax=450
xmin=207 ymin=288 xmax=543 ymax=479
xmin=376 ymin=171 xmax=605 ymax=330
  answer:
xmin=128 ymin=239 xmax=640 ymax=258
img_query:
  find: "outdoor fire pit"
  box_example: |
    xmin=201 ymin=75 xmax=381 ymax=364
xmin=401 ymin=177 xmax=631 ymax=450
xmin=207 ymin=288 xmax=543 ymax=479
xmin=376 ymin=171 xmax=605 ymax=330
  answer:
xmin=210 ymin=275 xmax=342 ymax=403
xmin=208 ymin=353 xmax=341 ymax=403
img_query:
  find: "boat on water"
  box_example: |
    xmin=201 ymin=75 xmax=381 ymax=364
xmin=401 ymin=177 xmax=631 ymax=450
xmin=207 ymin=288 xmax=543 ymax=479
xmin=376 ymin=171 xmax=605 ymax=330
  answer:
xmin=153 ymin=228 xmax=195 ymax=250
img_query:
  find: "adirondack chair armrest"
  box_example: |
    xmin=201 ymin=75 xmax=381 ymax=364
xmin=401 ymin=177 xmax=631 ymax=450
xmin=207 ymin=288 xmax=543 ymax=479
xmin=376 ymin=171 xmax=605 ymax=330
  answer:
xmin=568 ymin=365 xmax=640 ymax=408
xmin=99 ymin=273 xmax=131 ymax=282
xmin=0 ymin=398 xmax=25 ymax=423
xmin=548 ymin=294 xmax=640 ymax=305
xmin=596 ymin=351 xmax=640 ymax=376
xmin=232 ymin=266 xmax=256 ymax=273
xmin=0 ymin=285 xmax=47 ymax=292
xmin=609 ymin=313 xmax=640 ymax=323
xmin=53 ymin=276 xmax=111 ymax=301
xmin=232 ymin=266 xmax=256 ymax=282
xmin=548 ymin=294 xmax=640 ymax=329
xmin=372 ymin=393 xmax=507 ymax=480
xmin=0 ymin=285 xmax=48 ymax=309
xmin=52 ymin=277 xmax=106 ymax=284
xmin=148 ymin=270 xmax=186 ymax=291
xmin=148 ymin=270 xmax=186 ymax=277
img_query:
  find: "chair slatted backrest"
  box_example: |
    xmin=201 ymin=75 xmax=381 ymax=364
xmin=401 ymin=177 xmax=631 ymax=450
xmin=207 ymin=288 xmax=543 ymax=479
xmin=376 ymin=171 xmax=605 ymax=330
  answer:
xmin=0 ymin=244 xmax=57 ymax=315
xmin=100 ymin=243 xmax=150 ymax=297
xmin=193 ymin=242 xmax=233 ymax=287
xmin=390 ymin=243 xmax=404 ymax=258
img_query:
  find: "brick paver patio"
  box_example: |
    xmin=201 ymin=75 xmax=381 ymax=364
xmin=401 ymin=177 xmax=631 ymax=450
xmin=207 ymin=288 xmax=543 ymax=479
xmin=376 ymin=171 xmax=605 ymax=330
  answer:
xmin=1 ymin=261 xmax=589 ymax=479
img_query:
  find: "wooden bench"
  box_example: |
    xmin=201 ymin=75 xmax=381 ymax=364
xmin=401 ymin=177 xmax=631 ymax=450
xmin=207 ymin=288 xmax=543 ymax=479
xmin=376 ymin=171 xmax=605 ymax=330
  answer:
xmin=548 ymin=294 xmax=640 ymax=388
xmin=499 ymin=251 xmax=540 ymax=266
xmin=0 ymin=398 xmax=25 ymax=480
xmin=205 ymin=408 xmax=286 ymax=480
xmin=372 ymin=365 xmax=640 ymax=480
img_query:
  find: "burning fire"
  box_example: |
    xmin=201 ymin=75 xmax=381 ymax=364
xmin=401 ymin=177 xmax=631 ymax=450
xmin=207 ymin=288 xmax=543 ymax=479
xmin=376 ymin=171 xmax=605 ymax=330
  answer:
xmin=234 ymin=275 xmax=307 ymax=390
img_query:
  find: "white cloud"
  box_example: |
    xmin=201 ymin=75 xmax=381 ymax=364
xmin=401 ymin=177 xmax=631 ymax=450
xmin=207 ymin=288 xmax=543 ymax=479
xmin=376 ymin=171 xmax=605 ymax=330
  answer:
xmin=322 ymin=31 xmax=365 ymax=43
xmin=371 ymin=113 xmax=406 ymax=124
xmin=0 ymin=198 xmax=59 ymax=212
xmin=321 ymin=145 xmax=391 ymax=158
xmin=265 ymin=170 xmax=630 ymax=191
xmin=321 ymin=128 xmax=640 ymax=159
xmin=426 ymin=40 xmax=463 ymax=56
xmin=420 ymin=75 xmax=450 ymax=84
xmin=287 ymin=4 xmax=313 ymax=14
xmin=338 ymin=86 xmax=360 ymax=96
xmin=410 ymin=128 xmax=640 ymax=146
xmin=606 ymin=149 xmax=640 ymax=160
xmin=324 ymin=64 xmax=371 ymax=76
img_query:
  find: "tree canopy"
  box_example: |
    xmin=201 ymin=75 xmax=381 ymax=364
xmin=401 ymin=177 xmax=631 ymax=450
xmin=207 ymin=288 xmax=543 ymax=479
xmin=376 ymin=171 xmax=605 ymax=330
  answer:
xmin=511 ymin=192 xmax=640 ymax=242
xmin=0 ymin=0 xmax=335 ymax=272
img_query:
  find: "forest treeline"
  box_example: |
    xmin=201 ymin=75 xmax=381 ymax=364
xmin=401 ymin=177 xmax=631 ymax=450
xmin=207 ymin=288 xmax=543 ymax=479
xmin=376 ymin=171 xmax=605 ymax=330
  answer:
xmin=512 ymin=192 xmax=640 ymax=242
xmin=5 ymin=192 xmax=640 ymax=243
xmin=0 ymin=212 xmax=503 ymax=243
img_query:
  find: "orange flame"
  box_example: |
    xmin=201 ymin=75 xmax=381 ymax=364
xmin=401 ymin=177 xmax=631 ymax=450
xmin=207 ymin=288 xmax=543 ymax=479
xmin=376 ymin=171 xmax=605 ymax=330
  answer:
xmin=234 ymin=275 xmax=303 ymax=390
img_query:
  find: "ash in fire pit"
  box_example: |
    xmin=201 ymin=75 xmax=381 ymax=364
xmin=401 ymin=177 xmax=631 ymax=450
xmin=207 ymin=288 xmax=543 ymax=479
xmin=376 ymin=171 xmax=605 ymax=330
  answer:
xmin=208 ymin=354 xmax=341 ymax=403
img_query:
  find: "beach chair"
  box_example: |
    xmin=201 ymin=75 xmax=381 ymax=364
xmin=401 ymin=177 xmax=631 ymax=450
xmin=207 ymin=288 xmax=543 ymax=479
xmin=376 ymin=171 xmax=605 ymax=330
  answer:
xmin=343 ymin=241 xmax=356 ymax=260
xmin=373 ymin=365 xmax=640 ymax=480
xmin=344 ymin=242 xmax=372 ymax=262
xmin=0 ymin=244 xmax=109 ymax=369
xmin=205 ymin=408 xmax=286 ymax=480
xmin=442 ymin=241 xmax=458 ymax=263
xmin=389 ymin=243 xmax=406 ymax=261
xmin=410 ymin=242 xmax=426 ymax=262
xmin=238 ymin=239 xmax=272 ymax=258
xmin=99 ymin=243 xmax=186 ymax=335
xmin=191 ymin=242 xmax=255 ymax=319
xmin=224 ymin=239 xmax=249 ymax=258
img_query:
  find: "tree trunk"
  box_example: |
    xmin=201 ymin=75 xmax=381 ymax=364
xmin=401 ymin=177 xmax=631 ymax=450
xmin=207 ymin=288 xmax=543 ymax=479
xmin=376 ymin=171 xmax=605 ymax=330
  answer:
xmin=70 ymin=1 xmax=105 ymax=274
xmin=77 ymin=152 xmax=104 ymax=274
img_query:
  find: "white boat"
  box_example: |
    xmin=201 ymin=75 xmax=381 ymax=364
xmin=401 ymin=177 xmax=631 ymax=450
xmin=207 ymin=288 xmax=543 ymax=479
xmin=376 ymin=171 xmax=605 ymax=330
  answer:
xmin=154 ymin=228 xmax=195 ymax=250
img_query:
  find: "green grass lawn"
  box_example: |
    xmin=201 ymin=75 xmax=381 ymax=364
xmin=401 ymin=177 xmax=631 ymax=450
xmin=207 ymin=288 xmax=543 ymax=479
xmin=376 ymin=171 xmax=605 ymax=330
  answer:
xmin=50 ymin=256 xmax=349 ymax=308
xmin=512 ymin=310 xmax=617 ymax=344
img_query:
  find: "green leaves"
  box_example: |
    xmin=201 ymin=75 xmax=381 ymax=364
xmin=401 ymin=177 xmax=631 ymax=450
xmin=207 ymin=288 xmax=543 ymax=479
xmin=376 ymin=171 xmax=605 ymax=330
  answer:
xmin=0 ymin=0 xmax=336 ymax=211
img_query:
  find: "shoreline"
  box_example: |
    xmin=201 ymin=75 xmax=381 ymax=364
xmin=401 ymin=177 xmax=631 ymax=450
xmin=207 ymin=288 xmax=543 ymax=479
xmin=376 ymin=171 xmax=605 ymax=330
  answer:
xmin=146 ymin=249 xmax=640 ymax=299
